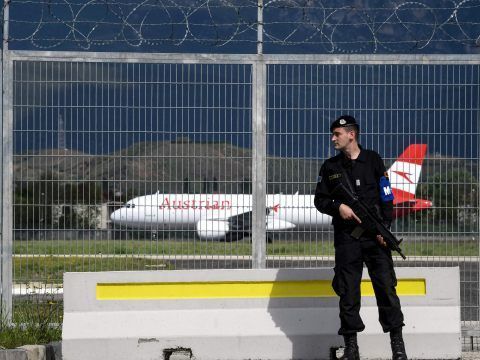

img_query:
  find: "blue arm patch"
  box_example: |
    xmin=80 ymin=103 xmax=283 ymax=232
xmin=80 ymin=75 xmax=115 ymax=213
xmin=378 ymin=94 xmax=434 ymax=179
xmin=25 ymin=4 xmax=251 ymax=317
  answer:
xmin=379 ymin=176 xmax=394 ymax=202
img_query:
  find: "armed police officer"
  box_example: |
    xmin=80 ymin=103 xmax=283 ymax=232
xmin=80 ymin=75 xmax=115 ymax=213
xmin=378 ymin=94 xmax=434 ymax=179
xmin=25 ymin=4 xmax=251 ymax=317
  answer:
xmin=314 ymin=115 xmax=408 ymax=360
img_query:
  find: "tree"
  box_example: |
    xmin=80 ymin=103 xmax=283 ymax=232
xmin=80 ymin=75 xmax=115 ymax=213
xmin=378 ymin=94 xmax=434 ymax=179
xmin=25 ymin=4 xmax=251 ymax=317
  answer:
xmin=14 ymin=173 xmax=103 ymax=230
xmin=14 ymin=172 xmax=60 ymax=230
xmin=416 ymin=169 xmax=478 ymax=230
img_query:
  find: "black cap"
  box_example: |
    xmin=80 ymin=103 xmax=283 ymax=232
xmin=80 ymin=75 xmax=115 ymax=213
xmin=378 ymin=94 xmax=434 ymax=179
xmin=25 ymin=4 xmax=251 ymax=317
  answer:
xmin=330 ymin=115 xmax=359 ymax=133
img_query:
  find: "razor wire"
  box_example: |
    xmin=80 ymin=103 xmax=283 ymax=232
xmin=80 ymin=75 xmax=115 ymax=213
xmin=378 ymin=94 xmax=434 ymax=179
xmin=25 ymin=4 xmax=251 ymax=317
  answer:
xmin=1 ymin=0 xmax=479 ymax=53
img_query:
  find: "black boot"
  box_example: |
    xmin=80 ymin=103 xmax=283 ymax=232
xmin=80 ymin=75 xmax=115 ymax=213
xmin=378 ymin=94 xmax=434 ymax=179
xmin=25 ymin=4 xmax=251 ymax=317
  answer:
xmin=339 ymin=333 xmax=360 ymax=360
xmin=390 ymin=328 xmax=408 ymax=360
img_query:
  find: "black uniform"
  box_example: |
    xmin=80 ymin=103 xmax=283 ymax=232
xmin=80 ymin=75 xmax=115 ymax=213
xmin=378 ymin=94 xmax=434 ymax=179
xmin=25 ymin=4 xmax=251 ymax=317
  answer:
xmin=314 ymin=146 xmax=404 ymax=335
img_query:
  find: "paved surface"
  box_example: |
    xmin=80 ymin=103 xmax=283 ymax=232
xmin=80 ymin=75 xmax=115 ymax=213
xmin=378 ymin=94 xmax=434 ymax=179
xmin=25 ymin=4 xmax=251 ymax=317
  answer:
xmin=462 ymin=352 xmax=479 ymax=359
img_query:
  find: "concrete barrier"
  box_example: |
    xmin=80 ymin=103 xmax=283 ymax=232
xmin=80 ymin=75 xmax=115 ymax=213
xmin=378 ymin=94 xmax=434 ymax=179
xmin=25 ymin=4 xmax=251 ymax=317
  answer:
xmin=0 ymin=343 xmax=60 ymax=360
xmin=0 ymin=349 xmax=27 ymax=360
xmin=62 ymin=267 xmax=460 ymax=360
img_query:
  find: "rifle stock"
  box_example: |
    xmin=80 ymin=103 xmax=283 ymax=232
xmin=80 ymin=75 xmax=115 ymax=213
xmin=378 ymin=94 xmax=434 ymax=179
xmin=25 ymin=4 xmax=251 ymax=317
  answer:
xmin=332 ymin=182 xmax=407 ymax=260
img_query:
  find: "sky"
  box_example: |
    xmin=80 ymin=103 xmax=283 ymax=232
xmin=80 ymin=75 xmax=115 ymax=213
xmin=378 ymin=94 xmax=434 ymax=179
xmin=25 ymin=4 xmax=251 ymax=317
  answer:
xmin=6 ymin=0 xmax=480 ymax=159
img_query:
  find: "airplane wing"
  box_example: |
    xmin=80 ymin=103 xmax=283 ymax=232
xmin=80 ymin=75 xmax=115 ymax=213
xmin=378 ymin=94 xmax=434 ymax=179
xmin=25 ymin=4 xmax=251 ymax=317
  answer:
xmin=196 ymin=207 xmax=296 ymax=241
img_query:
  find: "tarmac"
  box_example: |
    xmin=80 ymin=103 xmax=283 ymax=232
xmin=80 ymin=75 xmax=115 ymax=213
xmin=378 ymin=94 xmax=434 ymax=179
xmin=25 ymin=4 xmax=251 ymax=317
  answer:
xmin=462 ymin=353 xmax=479 ymax=359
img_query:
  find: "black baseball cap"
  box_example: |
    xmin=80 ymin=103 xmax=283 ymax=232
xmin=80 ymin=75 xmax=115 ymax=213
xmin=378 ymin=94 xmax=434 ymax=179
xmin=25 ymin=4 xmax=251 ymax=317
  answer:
xmin=330 ymin=115 xmax=359 ymax=133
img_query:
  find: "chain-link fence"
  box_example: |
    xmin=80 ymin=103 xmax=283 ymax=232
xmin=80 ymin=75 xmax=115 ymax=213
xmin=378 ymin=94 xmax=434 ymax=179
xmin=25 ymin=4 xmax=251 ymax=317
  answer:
xmin=263 ymin=60 xmax=479 ymax=350
xmin=4 ymin=53 xmax=479 ymax=350
xmin=1 ymin=0 xmax=479 ymax=353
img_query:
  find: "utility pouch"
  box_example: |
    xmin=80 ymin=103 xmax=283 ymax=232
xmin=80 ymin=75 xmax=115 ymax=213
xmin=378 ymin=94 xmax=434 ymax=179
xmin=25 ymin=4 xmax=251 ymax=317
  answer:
xmin=351 ymin=226 xmax=365 ymax=239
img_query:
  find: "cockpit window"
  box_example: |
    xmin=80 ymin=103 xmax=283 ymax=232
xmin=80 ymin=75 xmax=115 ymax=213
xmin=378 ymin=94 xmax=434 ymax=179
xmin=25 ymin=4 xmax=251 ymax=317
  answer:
xmin=125 ymin=203 xmax=136 ymax=208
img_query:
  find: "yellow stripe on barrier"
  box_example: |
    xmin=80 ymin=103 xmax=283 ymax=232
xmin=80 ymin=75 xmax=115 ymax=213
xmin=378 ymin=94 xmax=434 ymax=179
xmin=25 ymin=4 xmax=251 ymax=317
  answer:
xmin=361 ymin=279 xmax=426 ymax=296
xmin=96 ymin=279 xmax=426 ymax=300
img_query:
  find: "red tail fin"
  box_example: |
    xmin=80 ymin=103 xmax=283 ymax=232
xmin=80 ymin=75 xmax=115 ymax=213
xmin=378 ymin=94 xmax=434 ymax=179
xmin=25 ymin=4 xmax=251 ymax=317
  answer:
xmin=388 ymin=144 xmax=432 ymax=218
xmin=388 ymin=144 xmax=427 ymax=205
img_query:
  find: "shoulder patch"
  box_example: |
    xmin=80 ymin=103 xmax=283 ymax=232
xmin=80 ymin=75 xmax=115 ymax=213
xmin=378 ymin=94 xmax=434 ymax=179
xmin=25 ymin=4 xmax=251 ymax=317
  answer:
xmin=380 ymin=176 xmax=394 ymax=202
xmin=317 ymin=175 xmax=322 ymax=182
xmin=328 ymin=173 xmax=342 ymax=181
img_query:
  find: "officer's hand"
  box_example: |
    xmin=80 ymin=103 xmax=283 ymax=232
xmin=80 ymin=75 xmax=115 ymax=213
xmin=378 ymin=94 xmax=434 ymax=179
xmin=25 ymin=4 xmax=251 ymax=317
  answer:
xmin=376 ymin=234 xmax=387 ymax=247
xmin=339 ymin=204 xmax=362 ymax=224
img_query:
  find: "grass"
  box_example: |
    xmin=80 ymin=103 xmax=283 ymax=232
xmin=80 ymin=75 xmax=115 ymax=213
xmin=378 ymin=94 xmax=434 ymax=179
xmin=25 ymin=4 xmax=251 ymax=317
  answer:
xmin=14 ymin=256 xmax=174 ymax=283
xmin=9 ymin=238 xmax=479 ymax=283
xmin=13 ymin=237 xmax=479 ymax=258
xmin=0 ymin=295 xmax=62 ymax=349
xmin=6 ymin=255 xmax=176 ymax=348
xmin=14 ymin=238 xmax=255 ymax=257
xmin=399 ymin=241 xmax=479 ymax=257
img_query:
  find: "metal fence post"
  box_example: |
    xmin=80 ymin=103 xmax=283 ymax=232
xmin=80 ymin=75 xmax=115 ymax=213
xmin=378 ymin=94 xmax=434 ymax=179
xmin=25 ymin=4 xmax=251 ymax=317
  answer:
xmin=257 ymin=0 xmax=263 ymax=56
xmin=251 ymin=58 xmax=267 ymax=269
xmin=1 ymin=0 xmax=12 ymax=323
xmin=478 ymin=91 xmax=480 ymax=329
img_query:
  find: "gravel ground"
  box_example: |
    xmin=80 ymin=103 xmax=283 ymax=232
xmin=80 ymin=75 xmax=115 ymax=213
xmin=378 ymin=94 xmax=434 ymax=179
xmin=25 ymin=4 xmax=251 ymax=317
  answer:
xmin=462 ymin=352 xmax=480 ymax=359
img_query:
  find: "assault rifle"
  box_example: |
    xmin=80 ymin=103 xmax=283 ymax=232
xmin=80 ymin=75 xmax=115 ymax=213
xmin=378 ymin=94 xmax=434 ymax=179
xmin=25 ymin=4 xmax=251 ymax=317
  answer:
xmin=332 ymin=182 xmax=406 ymax=260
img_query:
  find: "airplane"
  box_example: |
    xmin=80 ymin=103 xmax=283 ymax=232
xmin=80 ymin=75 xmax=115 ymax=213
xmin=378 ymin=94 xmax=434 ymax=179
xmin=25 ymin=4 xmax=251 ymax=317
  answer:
xmin=110 ymin=144 xmax=432 ymax=241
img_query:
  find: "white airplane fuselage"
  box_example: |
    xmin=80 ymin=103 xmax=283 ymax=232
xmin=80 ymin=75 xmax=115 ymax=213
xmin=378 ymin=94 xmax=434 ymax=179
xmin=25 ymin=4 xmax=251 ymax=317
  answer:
xmin=110 ymin=193 xmax=331 ymax=230
xmin=110 ymin=144 xmax=431 ymax=240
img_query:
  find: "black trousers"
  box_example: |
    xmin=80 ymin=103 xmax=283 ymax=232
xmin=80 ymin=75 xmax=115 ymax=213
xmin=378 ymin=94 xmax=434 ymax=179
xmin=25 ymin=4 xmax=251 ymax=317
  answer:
xmin=332 ymin=230 xmax=405 ymax=335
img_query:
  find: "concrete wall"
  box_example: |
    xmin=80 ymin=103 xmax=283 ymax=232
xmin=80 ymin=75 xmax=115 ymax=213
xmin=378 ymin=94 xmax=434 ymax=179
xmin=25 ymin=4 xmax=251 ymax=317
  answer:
xmin=62 ymin=267 xmax=460 ymax=360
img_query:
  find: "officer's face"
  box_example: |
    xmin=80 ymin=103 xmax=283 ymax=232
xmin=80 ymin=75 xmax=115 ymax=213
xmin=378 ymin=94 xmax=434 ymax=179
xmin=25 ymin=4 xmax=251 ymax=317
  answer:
xmin=331 ymin=127 xmax=355 ymax=150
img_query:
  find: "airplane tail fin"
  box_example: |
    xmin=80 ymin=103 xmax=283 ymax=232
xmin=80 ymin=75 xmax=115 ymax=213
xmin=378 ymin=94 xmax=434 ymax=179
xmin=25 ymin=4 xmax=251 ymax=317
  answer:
xmin=387 ymin=144 xmax=431 ymax=215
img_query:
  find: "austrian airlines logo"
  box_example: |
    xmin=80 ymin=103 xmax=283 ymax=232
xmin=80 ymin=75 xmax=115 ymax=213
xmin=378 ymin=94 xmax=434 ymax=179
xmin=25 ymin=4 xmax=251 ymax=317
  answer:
xmin=392 ymin=170 xmax=414 ymax=184
xmin=271 ymin=204 xmax=280 ymax=213
xmin=159 ymin=197 xmax=232 ymax=210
